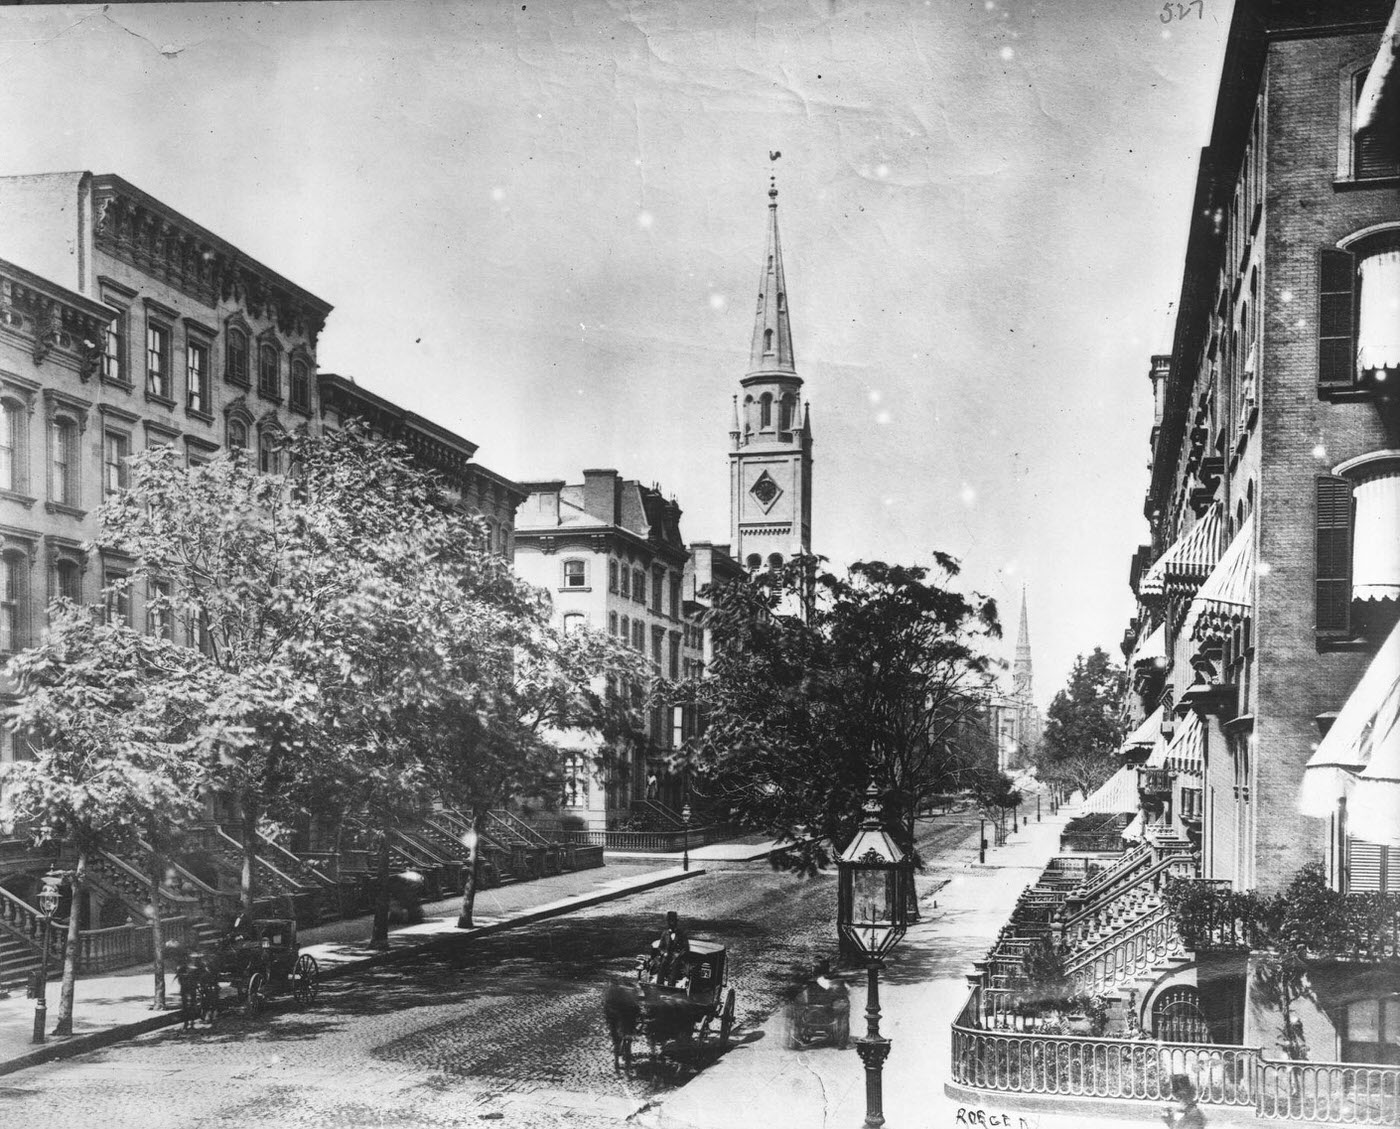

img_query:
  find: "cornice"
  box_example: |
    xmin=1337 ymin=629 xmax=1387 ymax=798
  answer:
xmin=90 ymin=175 xmax=331 ymax=346
xmin=0 ymin=260 xmax=114 ymax=383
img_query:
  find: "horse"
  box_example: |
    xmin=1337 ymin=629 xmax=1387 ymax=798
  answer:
xmin=602 ymin=980 xmax=643 ymax=1069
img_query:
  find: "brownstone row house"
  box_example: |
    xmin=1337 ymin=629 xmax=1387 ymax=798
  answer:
xmin=951 ymin=2 xmax=1400 ymax=1121
xmin=0 ymin=173 xmax=527 ymax=991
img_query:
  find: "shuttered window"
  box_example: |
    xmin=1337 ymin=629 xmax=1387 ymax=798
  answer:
xmin=1317 ymin=475 xmax=1354 ymax=635
xmin=1319 ymin=249 xmax=1357 ymax=393
xmin=1355 ymin=69 xmax=1400 ymax=181
xmin=1347 ymin=837 xmax=1400 ymax=893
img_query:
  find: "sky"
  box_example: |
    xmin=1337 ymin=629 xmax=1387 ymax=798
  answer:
xmin=0 ymin=0 xmax=1235 ymax=706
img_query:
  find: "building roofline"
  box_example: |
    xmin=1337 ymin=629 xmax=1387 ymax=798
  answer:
xmin=0 ymin=254 xmax=116 ymax=322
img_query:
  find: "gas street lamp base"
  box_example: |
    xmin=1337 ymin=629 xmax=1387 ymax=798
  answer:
xmin=855 ymin=1035 xmax=892 ymax=1127
xmin=31 ymin=1000 xmax=45 ymax=1045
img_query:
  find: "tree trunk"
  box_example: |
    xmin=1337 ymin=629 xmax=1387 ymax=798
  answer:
xmin=457 ymin=809 xmax=482 ymax=929
xmin=370 ymin=832 xmax=391 ymax=950
xmin=53 ymin=849 xmax=85 ymax=1036
xmin=240 ymin=800 xmax=259 ymax=915
xmin=148 ymin=840 xmax=166 ymax=1011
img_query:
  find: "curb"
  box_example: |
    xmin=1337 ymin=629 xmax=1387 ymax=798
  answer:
xmin=0 ymin=866 xmax=706 ymax=1078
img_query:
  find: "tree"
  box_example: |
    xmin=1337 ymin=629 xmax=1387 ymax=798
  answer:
xmin=684 ymin=555 xmax=1001 ymax=872
xmin=1034 ymin=648 xmax=1127 ymax=799
xmin=1 ymin=606 xmax=208 ymax=1025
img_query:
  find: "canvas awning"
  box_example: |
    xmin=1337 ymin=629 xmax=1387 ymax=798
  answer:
xmin=1081 ymin=765 xmax=1141 ymax=814
xmin=1166 ymin=710 xmax=1204 ymax=776
xmin=1122 ymin=812 xmax=1145 ymax=842
xmin=1122 ymin=704 xmax=1165 ymax=751
xmin=1299 ymin=619 xmax=1400 ymax=820
xmin=1144 ymin=729 xmax=1170 ymax=769
xmin=1355 ymin=1 xmax=1400 ymax=135
xmin=1351 ymin=470 xmax=1400 ymax=601
xmin=1187 ymin=515 xmax=1255 ymax=641
xmin=1139 ymin=503 xmax=1227 ymax=599
xmin=1131 ymin=623 xmax=1166 ymax=669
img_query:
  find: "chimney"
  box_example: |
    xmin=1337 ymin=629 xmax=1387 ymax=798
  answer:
xmin=582 ymin=468 xmax=619 ymax=523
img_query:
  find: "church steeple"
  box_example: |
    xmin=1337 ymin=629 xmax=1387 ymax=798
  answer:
xmin=1013 ymin=587 xmax=1034 ymax=698
xmin=748 ymin=177 xmax=796 ymax=377
xmin=729 ymin=167 xmax=813 ymax=576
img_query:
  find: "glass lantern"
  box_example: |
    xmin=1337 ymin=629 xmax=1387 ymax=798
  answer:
xmin=837 ymin=784 xmax=910 ymax=961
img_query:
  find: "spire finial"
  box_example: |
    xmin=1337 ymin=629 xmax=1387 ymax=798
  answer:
xmin=748 ymin=157 xmax=796 ymax=377
xmin=768 ymin=149 xmax=781 ymax=200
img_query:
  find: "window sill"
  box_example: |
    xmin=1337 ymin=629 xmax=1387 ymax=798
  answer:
xmin=0 ymin=490 xmax=36 ymax=509
xmin=224 ymin=374 xmax=250 ymax=389
xmin=289 ymin=401 xmax=313 ymax=418
xmin=560 ymin=585 xmax=592 ymax=593
xmin=145 ymin=391 xmax=176 ymax=410
xmin=185 ymin=406 xmax=214 ymax=426
xmin=257 ymin=388 xmax=284 ymax=406
xmin=101 ymin=376 xmax=133 ymax=393
xmin=1333 ymin=175 xmax=1400 ymax=193
xmin=44 ymin=502 xmax=87 ymax=519
xmin=1316 ymin=634 xmax=1376 ymax=654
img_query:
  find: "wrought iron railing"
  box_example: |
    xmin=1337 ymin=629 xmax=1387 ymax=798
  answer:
xmin=952 ymin=987 xmax=1400 ymax=1124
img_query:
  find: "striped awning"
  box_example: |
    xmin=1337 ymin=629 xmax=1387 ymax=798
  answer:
xmin=1122 ymin=704 xmax=1165 ymax=751
xmin=1144 ymin=729 xmax=1170 ymax=769
xmin=1301 ymin=619 xmax=1400 ymax=830
xmin=1131 ymin=623 xmax=1166 ymax=669
xmin=1082 ymin=765 xmax=1142 ymax=814
xmin=1187 ymin=515 xmax=1255 ymax=641
xmin=1139 ymin=504 xmax=1227 ymax=599
xmin=1122 ymin=812 xmax=1145 ymax=842
xmin=1355 ymin=1 xmax=1399 ymax=135
xmin=1352 ymin=471 xmax=1400 ymax=602
xmin=1166 ymin=710 xmax=1204 ymax=776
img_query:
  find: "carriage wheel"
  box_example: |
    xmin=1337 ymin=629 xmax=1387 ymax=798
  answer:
xmin=291 ymin=954 xmax=320 ymax=1006
xmin=246 ymin=971 xmax=268 ymax=1018
xmin=719 ymin=988 xmax=736 ymax=1045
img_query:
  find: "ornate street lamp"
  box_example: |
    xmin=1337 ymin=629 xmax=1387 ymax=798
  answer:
xmin=681 ymin=801 xmax=692 ymax=872
xmin=32 ymin=871 xmax=62 ymax=1044
xmin=837 ymin=785 xmax=910 ymax=1129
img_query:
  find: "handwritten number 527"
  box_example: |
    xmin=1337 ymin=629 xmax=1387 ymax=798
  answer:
xmin=1161 ymin=0 xmax=1203 ymax=21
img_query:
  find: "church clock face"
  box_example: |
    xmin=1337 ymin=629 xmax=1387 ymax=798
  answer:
xmin=749 ymin=470 xmax=783 ymax=513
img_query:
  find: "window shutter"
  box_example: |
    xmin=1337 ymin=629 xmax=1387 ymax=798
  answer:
xmin=1354 ymin=69 xmax=1400 ymax=181
xmin=1347 ymin=837 xmax=1384 ymax=892
xmin=1319 ymin=249 xmax=1357 ymax=393
xmin=1316 ymin=475 xmax=1353 ymax=634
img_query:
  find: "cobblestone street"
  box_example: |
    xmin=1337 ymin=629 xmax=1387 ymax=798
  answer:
xmin=0 ymin=818 xmax=979 ymax=1129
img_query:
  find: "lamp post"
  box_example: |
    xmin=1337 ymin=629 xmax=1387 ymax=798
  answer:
xmin=681 ymin=801 xmax=692 ymax=872
xmin=455 ymin=828 xmax=478 ymax=929
xmin=979 ymin=817 xmax=986 ymax=864
xmin=837 ymin=784 xmax=910 ymax=1129
xmin=1037 ymin=793 xmax=1042 ymax=823
xmin=32 ymin=872 xmax=62 ymax=1044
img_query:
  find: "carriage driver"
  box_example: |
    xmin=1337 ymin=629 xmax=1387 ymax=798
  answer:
xmin=656 ymin=911 xmax=690 ymax=985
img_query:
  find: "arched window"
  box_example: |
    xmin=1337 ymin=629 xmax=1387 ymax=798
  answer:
xmin=258 ymin=429 xmax=282 ymax=475
xmin=225 ymin=328 xmax=249 ymax=386
xmin=780 ymin=394 xmax=795 ymax=431
xmin=49 ymin=417 xmax=77 ymax=507
xmin=609 ymin=560 xmax=619 ymax=593
xmin=563 ymin=612 xmax=586 ymax=636
xmin=763 ymin=328 xmax=774 ymax=354
xmin=563 ymin=559 xmax=587 ymax=588
xmin=768 ymin=553 xmax=784 ymax=570
xmin=290 ymin=359 xmax=311 ymax=413
xmin=760 ymin=393 xmax=773 ymax=428
xmin=258 ymin=343 xmax=280 ymax=399
xmin=227 ymin=418 xmax=248 ymax=454
xmin=746 ymin=553 xmax=762 ymax=571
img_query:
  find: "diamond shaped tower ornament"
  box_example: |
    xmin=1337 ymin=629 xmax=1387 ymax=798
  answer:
xmin=750 ymin=470 xmax=782 ymax=512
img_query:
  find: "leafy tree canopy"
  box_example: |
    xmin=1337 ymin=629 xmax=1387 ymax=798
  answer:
xmin=1034 ymin=647 xmax=1127 ymax=797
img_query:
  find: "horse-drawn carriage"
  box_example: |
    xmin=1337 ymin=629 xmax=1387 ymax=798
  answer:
xmin=182 ymin=917 xmax=320 ymax=1024
xmin=605 ymin=938 xmax=738 ymax=1067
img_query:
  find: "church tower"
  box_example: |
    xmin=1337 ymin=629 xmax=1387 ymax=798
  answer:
xmin=1010 ymin=588 xmax=1042 ymax=767
xmin=729 ymin=176 xmax=814 ymax=571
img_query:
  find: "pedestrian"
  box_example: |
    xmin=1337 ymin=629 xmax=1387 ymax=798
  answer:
xmin=1162 ymin=1074 xmax=1206 ymax=1129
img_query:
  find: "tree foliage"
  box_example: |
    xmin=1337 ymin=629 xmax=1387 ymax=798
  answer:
xmin=682 ymin=554 xmax=1003 ymax=871
xmin=1034 ymin=647 xmax=1127 ymax=797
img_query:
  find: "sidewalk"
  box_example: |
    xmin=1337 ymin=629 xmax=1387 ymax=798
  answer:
xmin=0 ymin=858 xmax=703 ymax=1078
xmin=642 ymin=800 xmax=1155 ymax=1129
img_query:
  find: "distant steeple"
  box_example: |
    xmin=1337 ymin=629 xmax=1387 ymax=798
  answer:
xmin=748 ymin=176 xmax=796 ymax=377
xmin=1013 ymin=586 xmax=1034 ymax=699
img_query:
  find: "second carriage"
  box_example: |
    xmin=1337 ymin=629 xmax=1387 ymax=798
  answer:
xmin=197 ymin=917 xmax=321 ymax=1021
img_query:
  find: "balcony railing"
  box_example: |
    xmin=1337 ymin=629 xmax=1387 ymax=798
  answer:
xmin=952 ymin=988 xmax=1400 ymax=1123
